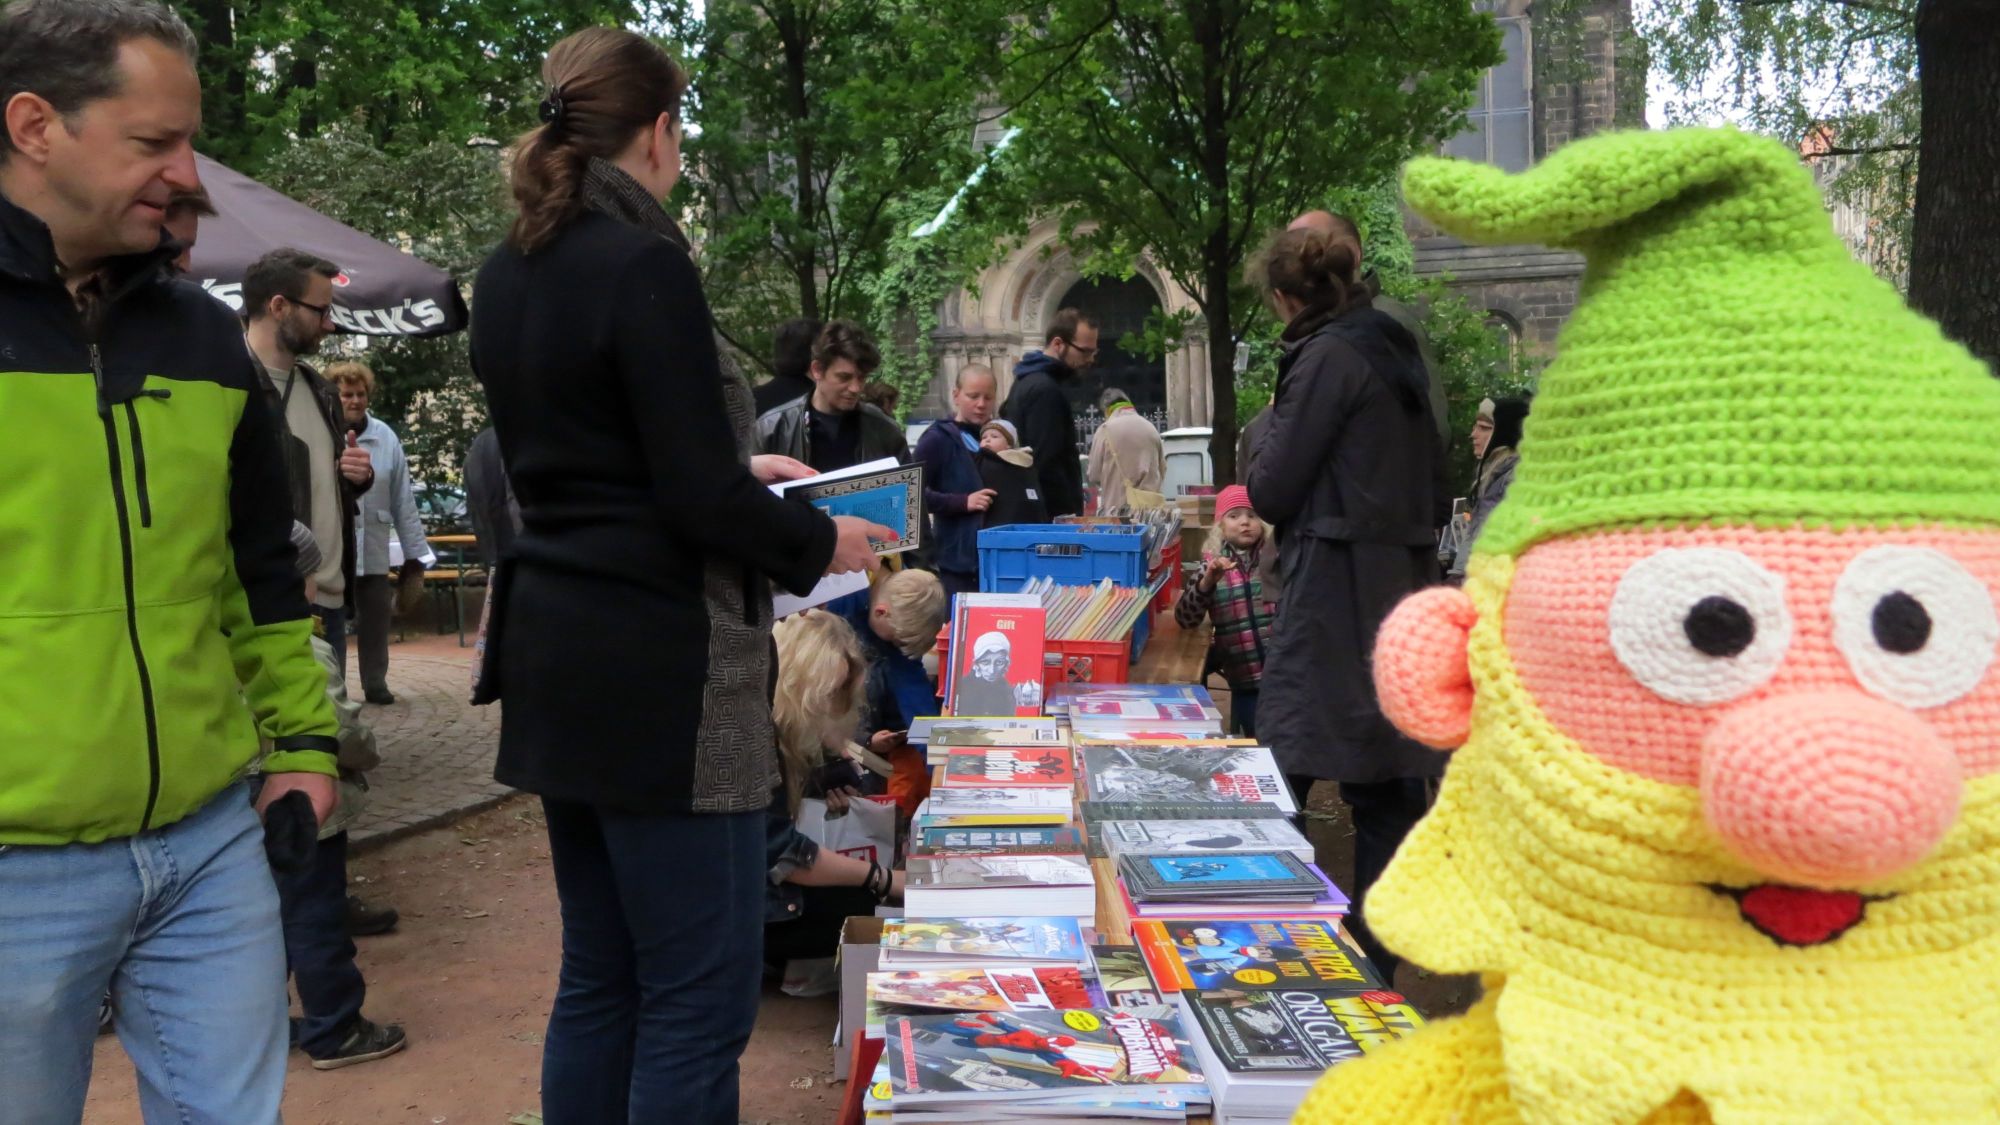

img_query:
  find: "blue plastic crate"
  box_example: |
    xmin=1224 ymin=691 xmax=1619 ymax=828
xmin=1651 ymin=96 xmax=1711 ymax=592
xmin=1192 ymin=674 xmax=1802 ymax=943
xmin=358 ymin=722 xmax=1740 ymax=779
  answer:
xmin=977 ymin=524 xmax=1148 ymax=593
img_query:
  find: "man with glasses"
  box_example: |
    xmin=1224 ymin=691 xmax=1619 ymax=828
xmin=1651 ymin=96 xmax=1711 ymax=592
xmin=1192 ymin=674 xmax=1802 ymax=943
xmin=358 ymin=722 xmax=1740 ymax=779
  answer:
xmin=1001 ymin=306 xmax=1099 ymax=518
xmin=243 ymin=247 xmax=374 ymax=667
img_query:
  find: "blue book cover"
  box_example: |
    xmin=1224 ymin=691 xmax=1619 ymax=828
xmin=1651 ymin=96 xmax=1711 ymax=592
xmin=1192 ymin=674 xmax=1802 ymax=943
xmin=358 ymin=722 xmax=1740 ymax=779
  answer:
xmin=773 ymin=458 xmax=923 ymax=554
xmin=1143 ymin=853 xmax=1303 ymax=886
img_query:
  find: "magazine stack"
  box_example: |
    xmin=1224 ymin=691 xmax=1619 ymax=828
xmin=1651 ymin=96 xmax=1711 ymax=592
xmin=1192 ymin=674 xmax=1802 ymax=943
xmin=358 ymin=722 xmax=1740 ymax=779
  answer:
xmin=873 ymin=681 xmax=1420 ymax=1124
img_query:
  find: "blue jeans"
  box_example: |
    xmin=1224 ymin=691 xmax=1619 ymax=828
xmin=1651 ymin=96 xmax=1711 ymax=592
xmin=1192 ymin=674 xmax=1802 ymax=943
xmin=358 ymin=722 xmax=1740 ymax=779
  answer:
xmin=539 ymin=799 xmax=766 ymax=1125
xmin=0 ymin=782 xmax=288 ymax=1124
xmin=277 ymin=829 xmax=366 ymax=1057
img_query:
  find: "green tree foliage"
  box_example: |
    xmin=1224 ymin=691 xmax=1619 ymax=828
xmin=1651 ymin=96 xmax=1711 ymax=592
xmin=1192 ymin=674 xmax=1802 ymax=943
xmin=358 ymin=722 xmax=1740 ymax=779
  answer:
xmin=670 ymin=0 xmax=1011 ymax=375
xmin=175 ymin=0 xmax=657 ymax=174
xmin=259 ymin=131 xmax=514 ymax=485
xmin=1636 ymin=0 xmax=1999 ymax=369
xmin=990 ymin=0 xmax=1500 ymax=482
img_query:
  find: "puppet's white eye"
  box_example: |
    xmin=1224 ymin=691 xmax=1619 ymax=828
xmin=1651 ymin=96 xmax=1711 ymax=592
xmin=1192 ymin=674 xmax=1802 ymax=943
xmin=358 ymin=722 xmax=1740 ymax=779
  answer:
xmin=1832 ymin=547 xmax=1997 ymax=709
xmin=1608 ymin=548 xmax=1792 ymax=705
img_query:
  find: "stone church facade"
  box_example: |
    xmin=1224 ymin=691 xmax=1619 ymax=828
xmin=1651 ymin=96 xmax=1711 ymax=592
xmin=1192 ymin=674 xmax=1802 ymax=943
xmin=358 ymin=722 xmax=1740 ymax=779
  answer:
xmin=916 ymin=0 xmax=1642 ymax=425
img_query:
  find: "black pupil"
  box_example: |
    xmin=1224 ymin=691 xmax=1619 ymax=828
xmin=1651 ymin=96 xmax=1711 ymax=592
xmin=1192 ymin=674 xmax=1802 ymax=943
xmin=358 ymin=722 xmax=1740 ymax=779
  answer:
xmin=1872 ymin=591 xmax=1932 ymax=654
xmin=1685 ymin=596 xmax=1755 ymax=657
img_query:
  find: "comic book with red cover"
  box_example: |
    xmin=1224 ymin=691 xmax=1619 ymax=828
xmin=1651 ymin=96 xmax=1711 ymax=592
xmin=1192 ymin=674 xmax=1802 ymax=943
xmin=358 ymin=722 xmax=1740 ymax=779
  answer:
xmin=945 ymin=595 xmax=1046 ymax=718
xmin=941 ymin=746 xmax=1075 ymax=789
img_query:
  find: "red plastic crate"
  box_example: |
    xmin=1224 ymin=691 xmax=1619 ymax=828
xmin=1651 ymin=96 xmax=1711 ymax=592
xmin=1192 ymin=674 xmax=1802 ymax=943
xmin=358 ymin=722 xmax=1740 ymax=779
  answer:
xmin=1042 ymin=636 xmax=1133 ymax=691
xmin=1150 ymin=538 xmax=1184 ymax=615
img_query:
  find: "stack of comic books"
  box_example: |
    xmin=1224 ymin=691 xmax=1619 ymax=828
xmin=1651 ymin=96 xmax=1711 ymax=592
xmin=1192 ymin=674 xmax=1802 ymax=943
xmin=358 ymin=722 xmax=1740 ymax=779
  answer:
xmin=913 ymin=717 xmax=1069 ymax=767
xmin=1076 ymin=744 xmax=1297 ymax=817
xmin=1055 ymin=685 xmax=1226 ymax=741
xmin=905 ymin=852 xmax=1095 ymax=920
xmin=1175 ymin=989 xmax=1425 ymax=1123
xmin=869 ymin=1005 xmax=1212 ymax=1121
xmin=880 ymin=917 xmax=1092 ymax=970
xmin=1111 ymin=852 xmax=1352 ymax=922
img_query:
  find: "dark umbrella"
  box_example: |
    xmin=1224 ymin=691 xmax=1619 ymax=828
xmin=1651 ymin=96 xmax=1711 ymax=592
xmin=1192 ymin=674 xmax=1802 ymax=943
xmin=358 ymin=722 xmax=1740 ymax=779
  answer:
xmin=187 ymin=153 xmax=468 ymax=338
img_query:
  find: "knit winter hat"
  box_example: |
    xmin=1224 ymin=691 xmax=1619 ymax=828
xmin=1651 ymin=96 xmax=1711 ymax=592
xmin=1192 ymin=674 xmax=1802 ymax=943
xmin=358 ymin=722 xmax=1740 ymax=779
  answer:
xmin=1403 ymin=127 xmax=2000 ymax=558
xmin=1215 ymin=484 xmax=1253 ymax=518
xmin=980 ymin=419 xmax=1019 ymax=447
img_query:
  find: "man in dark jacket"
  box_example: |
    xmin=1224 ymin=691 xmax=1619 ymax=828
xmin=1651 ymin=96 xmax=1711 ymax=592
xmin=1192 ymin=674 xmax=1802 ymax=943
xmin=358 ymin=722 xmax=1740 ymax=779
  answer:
xmin=757 ymin=319 xmax=907 ymax=472
xmin=1000 ymin=307 xmax=1097 ymax=517
xmin=244 ymin=248 xmax=375 ymax=669
xmin=0 ymin=2 xmax=339 ymax=1114
xmin=753 ymin=316 xmax=822 ymax=415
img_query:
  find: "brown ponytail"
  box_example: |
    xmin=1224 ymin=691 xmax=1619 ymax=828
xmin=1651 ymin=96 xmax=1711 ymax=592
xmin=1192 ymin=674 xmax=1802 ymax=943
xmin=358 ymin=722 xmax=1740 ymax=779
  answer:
xmin=508 ymin=27 xmax=687 ymax=254
xmin=1255 ymin=227 xmax=1361 ymax=312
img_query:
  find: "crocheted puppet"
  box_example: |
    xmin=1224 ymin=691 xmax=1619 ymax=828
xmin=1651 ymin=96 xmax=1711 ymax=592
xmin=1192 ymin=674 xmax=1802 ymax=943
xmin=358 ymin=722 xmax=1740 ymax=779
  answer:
xmin=1293 ymin=127 xmax=2000 ymax=1124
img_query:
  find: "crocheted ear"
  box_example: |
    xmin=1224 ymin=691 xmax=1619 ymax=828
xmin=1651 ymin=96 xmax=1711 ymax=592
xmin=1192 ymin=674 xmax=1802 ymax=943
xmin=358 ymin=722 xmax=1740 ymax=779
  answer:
xmin=1374 ymin=587 xmax=1477 ymax=750
xmin=1401 ymin=126 xmax=1809 ymax=251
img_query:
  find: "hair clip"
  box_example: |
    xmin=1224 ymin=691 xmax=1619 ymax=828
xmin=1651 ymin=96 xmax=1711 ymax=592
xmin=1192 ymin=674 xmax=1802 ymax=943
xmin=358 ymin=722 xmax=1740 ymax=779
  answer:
xmin=538 ymin=92 xmax=566 ymax=127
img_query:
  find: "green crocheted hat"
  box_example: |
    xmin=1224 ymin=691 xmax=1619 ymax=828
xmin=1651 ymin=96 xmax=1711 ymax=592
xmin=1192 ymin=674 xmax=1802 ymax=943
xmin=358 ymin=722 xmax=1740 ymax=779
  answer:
xmin=1403 ymin=126 xmax=2000 ymax=557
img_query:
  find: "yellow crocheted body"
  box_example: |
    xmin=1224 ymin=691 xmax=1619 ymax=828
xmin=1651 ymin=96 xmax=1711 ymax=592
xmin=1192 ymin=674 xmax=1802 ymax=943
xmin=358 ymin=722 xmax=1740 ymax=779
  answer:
xmin=1293 ymin=977 xmax=1708 ymax=1124
xmin=1325 ymin=554 xmax=2000 ymax=1125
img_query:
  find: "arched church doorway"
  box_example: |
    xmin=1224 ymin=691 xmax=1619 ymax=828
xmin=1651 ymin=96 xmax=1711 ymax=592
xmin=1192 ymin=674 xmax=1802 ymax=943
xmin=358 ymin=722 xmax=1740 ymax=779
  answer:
xmin=1055 ymin=275 xmax=1165 ymax=418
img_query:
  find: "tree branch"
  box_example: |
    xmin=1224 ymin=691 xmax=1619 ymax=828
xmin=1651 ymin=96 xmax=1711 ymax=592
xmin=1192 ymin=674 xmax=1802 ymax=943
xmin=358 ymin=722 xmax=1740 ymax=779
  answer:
xmin=1735 ymin=0 xmax=1912 ymax=16
xmin=1810 ymin=142 xmax=1918 ymax=156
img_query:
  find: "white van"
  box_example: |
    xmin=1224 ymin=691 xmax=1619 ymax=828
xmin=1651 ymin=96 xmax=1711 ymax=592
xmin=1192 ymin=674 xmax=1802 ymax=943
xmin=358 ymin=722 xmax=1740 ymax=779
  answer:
xmin=1160 ymin=427 xmax=1214 ymax=495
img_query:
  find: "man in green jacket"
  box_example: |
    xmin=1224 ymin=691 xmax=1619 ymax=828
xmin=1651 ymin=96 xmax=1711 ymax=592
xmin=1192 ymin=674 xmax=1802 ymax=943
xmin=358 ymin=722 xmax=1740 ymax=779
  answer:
xmin=0 ymin=2 xmax=340 ymax=1120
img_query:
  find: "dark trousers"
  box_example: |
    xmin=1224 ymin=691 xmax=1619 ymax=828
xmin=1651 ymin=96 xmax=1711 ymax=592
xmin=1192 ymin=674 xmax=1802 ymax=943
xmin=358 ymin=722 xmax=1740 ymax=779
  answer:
xmin=1336 ymin=778 xmax=1433 ymax=984
xmin=314 ymin=603 xmax=348 ymax=673
xmin=1230 ymin=689 xmax=1260 ymax=740
xmin=764 ymin=885 xmax=876 ymax=967
xmin=938 ymin=569 xmax=980 ymax=600
xmin=275 ymin=829 xmax=365 ymax=1057
xmin=354 ymin=574 xmax=395 ymax=696
xmin=540 ymin=799 xmax=766 ymax=1125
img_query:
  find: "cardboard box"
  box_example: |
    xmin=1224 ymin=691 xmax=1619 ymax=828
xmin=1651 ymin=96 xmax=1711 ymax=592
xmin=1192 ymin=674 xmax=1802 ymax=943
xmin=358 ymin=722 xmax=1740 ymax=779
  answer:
xmin=833 ymin=914 xmax=887 ymax=1081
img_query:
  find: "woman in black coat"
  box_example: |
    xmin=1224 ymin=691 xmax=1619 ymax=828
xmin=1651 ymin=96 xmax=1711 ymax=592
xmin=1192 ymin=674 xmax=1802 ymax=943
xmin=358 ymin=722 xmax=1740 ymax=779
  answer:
xmin=1245 ymin=226 xmax=1448 ymax=985
xmin=469 ymin=28 xmax=887 ymax=1125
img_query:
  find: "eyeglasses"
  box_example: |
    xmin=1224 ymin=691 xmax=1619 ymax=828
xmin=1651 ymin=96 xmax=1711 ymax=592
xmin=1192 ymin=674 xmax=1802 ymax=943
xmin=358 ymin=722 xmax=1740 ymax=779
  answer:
xmin=1060 ymin=339 xmax=1098 ymax=359
xmin=287 ymin=296 xmax=335 ymax=320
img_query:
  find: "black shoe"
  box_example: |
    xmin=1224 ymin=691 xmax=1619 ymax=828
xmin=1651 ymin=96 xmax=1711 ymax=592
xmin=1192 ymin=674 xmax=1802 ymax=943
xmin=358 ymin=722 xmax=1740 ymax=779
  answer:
xmin=346 ymin=895 xmax=399 ymax=937
xmin=309 ymin=1017 xmax=407 ymax=1070
xmin=363 ymin=688 xmax=396 ymax=705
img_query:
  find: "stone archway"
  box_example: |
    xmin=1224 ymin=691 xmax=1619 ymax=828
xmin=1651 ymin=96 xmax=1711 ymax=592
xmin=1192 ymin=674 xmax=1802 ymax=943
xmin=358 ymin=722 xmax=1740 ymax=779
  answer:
xmin=921 ymin=218 xmax=1212 ymax=428
xmin=1054 ymin=275 xmax=1164 ymax=417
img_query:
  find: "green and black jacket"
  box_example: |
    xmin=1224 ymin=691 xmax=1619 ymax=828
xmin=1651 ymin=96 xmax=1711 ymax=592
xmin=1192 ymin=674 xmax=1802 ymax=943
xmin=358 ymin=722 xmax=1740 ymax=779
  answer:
xmin=0 ymin=192 xmax=338 ymax=845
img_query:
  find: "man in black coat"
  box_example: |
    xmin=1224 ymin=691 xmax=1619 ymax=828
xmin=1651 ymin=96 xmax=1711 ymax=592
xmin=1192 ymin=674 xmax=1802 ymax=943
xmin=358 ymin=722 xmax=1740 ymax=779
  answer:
xmin=753 ymin=316 xmax=822 ymax=416
xmin=1000 ymin=308 xmax=1098 ymax=517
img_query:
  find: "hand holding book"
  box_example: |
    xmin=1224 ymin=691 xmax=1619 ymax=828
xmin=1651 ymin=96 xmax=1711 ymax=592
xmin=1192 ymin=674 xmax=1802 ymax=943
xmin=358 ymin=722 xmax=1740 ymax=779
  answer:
xmin=830 ymin=515 xmax=897 ymax=574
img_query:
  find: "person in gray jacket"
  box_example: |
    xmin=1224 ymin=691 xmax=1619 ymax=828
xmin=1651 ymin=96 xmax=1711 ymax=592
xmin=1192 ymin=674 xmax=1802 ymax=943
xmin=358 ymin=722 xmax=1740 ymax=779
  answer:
xmin=333 ymin=361 xmax=432 ymax=705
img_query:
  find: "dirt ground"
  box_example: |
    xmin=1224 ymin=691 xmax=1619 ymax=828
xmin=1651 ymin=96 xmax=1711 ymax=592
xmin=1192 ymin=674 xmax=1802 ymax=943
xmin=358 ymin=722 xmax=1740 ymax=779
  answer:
xmin=83 ymin=783 xmax=1471 ymax=1125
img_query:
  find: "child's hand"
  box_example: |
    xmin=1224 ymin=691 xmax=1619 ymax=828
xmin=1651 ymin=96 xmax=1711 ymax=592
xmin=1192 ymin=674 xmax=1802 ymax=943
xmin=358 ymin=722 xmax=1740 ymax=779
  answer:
xmin=1201 ymin=556 xmax=1237 ymax=590
xmin=870 ymin=729 xmax=907 ymax=756
xmin=825 ymin=785 xmax=862 ymax=815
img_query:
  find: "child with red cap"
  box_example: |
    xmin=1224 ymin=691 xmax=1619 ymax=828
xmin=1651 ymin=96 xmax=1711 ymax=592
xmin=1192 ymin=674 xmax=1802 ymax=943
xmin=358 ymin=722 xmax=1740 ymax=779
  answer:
xmin=1174 ymin=484 xmax=1277 ymax=737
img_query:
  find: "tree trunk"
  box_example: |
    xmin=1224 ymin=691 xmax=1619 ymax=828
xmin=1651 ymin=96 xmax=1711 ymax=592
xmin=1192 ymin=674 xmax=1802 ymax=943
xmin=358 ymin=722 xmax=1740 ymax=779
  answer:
xmin=1909 ymin=0 xmax=2000 ymax=371
xmin=779 ymin=4 xmax=821 ymax=323
xmin=1194 ymin=0 xmax=1238 ymax=482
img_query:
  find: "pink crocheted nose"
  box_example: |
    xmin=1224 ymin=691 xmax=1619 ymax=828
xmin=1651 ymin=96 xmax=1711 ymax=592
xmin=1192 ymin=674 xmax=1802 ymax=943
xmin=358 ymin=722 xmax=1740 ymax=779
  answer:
xmin=1701 ymin=692 xmax=1962 ymax=888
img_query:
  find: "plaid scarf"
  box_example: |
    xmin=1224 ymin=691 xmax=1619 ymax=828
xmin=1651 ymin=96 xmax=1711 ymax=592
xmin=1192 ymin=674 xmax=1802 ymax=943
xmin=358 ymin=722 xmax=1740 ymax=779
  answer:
xmin=1173 ymin=540 xmax=1274 ymax=689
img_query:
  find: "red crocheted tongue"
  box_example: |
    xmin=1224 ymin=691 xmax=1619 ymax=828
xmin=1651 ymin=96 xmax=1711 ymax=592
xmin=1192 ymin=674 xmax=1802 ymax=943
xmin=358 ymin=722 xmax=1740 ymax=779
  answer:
xmin=1727 ymin=884 xmax=1869 ymax=946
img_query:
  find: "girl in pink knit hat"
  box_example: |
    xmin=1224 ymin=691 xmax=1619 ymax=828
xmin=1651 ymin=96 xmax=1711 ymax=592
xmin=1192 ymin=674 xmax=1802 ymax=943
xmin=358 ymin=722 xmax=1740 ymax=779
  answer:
xmin=1174 ymin=484 xmax=1277 ymax=737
